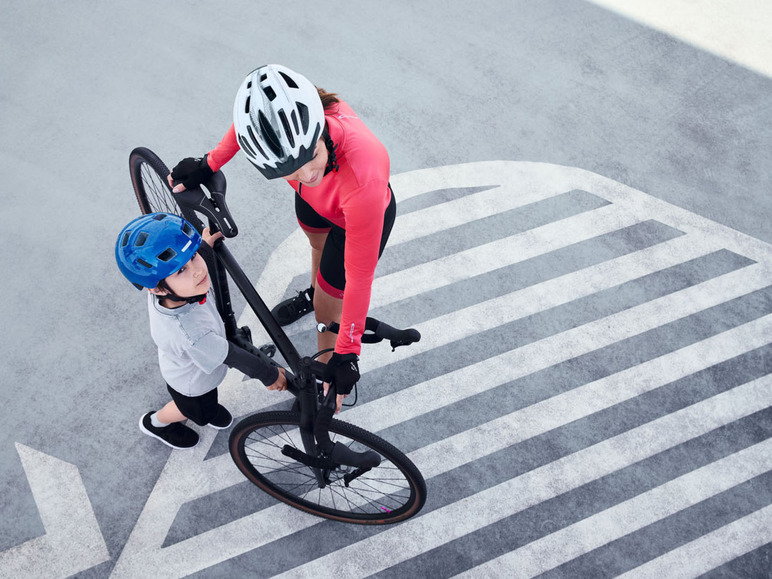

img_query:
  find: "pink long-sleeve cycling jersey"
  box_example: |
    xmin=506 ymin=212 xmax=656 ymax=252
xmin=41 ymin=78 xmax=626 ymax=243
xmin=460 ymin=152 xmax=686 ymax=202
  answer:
xmin=206 ymin=100 xmax=391 ymax=356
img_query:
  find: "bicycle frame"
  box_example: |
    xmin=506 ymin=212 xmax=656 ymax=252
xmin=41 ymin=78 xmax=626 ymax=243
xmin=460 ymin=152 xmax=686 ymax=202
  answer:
xmin=130 ymin=147 xmax=427 ymax=521
xmin=171 ymin=173 xmax=343 ymax=465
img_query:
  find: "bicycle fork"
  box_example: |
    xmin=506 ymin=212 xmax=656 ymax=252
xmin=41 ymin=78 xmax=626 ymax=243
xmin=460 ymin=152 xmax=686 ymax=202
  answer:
xmin=282 ymin=358 xmax=381 ymax=487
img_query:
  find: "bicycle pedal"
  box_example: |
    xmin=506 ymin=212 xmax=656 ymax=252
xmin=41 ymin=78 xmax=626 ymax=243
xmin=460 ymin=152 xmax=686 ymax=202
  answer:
xmin=281 ymin=445 xmax=333 ymax=469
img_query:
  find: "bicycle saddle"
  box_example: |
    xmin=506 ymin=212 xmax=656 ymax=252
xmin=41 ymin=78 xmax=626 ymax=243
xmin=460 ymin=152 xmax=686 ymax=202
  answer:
xmin=173 ymin=171 xmax=239 ymax=238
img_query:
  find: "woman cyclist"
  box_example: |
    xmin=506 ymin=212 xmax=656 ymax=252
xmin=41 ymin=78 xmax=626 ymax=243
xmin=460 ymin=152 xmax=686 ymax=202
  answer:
xmin=169 ymin=64 xmax=395 ymax=409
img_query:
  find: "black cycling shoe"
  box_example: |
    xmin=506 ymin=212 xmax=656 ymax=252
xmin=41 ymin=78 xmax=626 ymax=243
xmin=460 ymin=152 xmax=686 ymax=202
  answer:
xmin=271 ymin=286 xmax=315 ymax=326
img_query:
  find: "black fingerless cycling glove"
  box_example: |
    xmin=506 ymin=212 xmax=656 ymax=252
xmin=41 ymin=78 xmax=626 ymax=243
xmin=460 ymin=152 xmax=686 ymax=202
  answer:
xmin=323 ymin=352 xmax=360 ymax=396
xmin=170 ymin=154 xmax=214 ymax=189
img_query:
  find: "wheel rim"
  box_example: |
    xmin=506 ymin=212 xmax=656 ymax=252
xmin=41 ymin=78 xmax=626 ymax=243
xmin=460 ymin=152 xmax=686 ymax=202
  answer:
xmin=241 ymin=421 xmax=419 ymax=519
xmin=138 ymin=160 xmax=181 ymax=215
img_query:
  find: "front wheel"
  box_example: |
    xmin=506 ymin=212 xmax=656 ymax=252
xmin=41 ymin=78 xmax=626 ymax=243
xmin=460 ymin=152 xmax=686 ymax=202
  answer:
xmin=129 ymin=147 xmax=181 ymax=216
xmin=229 ymin=411 xmax=427 ymax=524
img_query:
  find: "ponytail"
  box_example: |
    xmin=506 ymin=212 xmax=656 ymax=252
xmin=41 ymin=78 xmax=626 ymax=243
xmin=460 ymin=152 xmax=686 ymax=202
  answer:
xmin=317 ymin=87 xmax=340 ymax=112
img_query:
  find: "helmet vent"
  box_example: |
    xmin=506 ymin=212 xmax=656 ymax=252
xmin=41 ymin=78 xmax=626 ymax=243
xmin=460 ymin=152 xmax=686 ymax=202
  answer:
xmin=152 ymin=214 xmax=166 ymax=221
xmin=258 ymin=111 xmax=283 ymax=156
xmin=244 ymin=95 xmax=251 ymax=114
xmin=135 ymin=232 xmax=149 ymax=247
xmin=296 ymin=102 xmax=309 ymax=133
xmin=290 ymin=109 xmax=299 ymax=134
xmin=263 ymin=86 xmax=277 ymax=101
xmin=247 ymin=80 xmax=252 ymax=89
xmin=279 ymin=110 xmax=294 ymax=148
xmin=279 ymin=71 xmax=298 ymax=89
xmin=137 ymin=258 xmax=153 ymax=269
xmin=237 ymin=132 xmax=256 ymax=158
xmin=157 ymin=248 xmax=177 ymax=262
xmin=260 ymin=73 xmax=267 ymax=82
xmin=182 ymin=222 xmax=194 ymax=236
xmin=121 ymin=231 xmax=131 ymax=247
xmin=244 ymin=126 xmax=268 ymax=160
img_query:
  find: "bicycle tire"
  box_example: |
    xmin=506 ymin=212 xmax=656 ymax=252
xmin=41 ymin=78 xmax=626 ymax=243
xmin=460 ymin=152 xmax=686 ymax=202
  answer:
xmin=129 ymin=147 xmax=182 ymax=216
xmin=229 ymin=411 xmax=427 ymax=524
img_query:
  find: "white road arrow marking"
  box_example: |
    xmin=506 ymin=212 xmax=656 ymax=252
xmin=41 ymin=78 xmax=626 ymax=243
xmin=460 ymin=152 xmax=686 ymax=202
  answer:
xmin=0 ymin=444 xmax=109 ymax=579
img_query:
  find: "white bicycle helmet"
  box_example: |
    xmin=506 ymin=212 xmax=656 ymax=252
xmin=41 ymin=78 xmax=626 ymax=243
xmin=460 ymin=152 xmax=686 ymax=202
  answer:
xmin=233 ymin=64 xmax=325 ymax=179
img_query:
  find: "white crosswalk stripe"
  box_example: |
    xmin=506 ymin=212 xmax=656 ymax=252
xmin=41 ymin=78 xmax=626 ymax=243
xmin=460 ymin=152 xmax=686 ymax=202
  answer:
xmin=619 ymin=504 xmax=772 ymax=579
xmin=455 ymin=437 xmax=772 ymax=578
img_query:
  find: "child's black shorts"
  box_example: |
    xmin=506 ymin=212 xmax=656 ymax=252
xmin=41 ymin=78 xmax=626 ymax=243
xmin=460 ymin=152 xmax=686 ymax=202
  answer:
xmin=166 ymin=384 xmax=219 ymax=426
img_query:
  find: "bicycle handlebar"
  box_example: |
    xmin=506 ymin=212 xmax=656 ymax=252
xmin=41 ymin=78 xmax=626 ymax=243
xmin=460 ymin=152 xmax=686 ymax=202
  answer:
xmin=318 ymin=317 xmax=421 ymax=351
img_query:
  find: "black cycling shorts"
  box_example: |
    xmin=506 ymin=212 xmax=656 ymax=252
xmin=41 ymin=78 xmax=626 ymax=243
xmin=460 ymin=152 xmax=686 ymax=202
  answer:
xmin=295 ymin=185 xmax=396 ymax=297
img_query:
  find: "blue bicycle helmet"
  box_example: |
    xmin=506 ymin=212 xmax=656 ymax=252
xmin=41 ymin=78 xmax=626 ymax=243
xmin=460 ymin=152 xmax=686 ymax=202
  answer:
xmin=116 ymin=213 xmax=202 ymax=290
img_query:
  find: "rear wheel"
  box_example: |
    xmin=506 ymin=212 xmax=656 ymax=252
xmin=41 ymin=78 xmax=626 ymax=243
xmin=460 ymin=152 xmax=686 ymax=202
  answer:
xmin=229 ymin=411 xmax=427 ymax=524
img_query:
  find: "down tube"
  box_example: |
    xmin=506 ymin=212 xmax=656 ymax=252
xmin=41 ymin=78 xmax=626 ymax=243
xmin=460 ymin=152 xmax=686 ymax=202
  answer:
xmin=213 ymin=241 xmax=302 ymax=371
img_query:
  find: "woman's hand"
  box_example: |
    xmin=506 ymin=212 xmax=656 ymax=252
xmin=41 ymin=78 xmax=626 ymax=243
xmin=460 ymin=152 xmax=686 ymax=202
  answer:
xmin=167 ymin=155 xmax=213 ymax=193
xmin=266 ymin=367 xmax=287 ymax=391
xmin=322 ymin=381 xmax=347 ymax=414
xmin=166 ymin=173 xmax=185 ymax=192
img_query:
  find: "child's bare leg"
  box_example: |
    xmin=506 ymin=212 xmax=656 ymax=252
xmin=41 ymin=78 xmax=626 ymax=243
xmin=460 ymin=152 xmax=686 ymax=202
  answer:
xmin=156 ymin=401 xmax=187 ymax=424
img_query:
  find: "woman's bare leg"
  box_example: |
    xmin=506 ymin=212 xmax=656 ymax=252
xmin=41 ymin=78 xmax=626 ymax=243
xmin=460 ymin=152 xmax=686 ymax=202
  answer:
xmin=314 ymin=286 xmax=343 ymax=363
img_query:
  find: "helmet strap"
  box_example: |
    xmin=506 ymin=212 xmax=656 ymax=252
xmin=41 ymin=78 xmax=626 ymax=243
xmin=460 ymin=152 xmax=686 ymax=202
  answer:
xmin=165 ymin=293 xmax=208 ymax=305
xmin=155 ymin=280 xmax=208 ymax=306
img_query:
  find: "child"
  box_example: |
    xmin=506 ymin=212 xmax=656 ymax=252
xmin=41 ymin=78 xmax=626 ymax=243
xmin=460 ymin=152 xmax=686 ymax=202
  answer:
xmin=116 ymin=212 xmax=287 ymax=449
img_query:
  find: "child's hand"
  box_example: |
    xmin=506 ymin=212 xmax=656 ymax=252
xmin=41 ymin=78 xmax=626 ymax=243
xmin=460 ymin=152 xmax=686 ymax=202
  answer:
xmin=266 ymin=367 xmax=287 ymax=391
xmin=202 ymin=227 xmax=223 ymax=248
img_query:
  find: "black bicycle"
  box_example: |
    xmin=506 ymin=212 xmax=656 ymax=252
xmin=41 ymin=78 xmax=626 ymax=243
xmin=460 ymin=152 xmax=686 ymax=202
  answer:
xmin=129 ymin=147 xmax=427 ymax=524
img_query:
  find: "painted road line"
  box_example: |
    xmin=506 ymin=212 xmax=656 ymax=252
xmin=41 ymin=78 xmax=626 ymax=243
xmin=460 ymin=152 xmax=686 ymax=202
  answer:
xmin=236 ymin=161 xmax=569 ymax=337
xmin=390 ymin=182 xmax=587 ymax=246
xmin=389 ymin=163 xmax=772 ymax=263
xmin=283 ymin=202 xmax=646 ymax=338
xmin=410 ymin=313 xmax=772 ymax=480
xmin=456 ymin=438 xmax=772 ymax=577
xmin=368 ymin=203 xmax=640 ymax=309
xmin=111 ymin=500 xmax=316 ymax=578
xmin=360 ymin=234 xmax=736 ymax=375
xmin=239 ymin=162 xmax=772 ymax=352
xmin=0 ymin=445 xmax=109 ymax=579
xmin=619 ymin=504 xmax=772 ymax=579
xmin=274 ymin=376 xmax=772 ymax=579
xmin=344 ymin=263 xmax=770 ymax=435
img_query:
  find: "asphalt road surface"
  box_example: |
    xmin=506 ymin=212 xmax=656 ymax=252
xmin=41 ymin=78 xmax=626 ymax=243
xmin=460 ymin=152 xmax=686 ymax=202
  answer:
xmin=1 ymin=1 xmax=771 ymax=577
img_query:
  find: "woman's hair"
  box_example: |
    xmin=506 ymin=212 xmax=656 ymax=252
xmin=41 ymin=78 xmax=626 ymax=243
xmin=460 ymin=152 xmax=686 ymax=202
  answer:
xmin=317 ymin=87 xmax=340 ymax=112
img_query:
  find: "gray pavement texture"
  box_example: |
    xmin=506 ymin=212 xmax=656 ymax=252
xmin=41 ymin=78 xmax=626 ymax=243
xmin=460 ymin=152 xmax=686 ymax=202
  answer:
xmin=1 ymin=1 xmax=771 ymax=578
